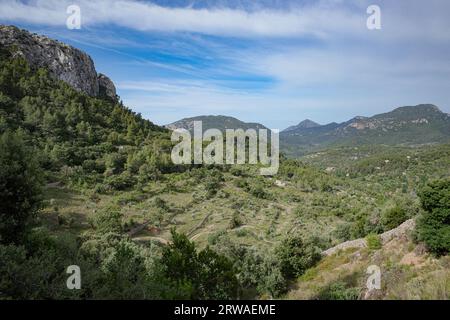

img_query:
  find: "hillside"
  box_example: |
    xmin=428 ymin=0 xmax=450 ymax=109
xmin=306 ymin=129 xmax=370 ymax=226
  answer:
xmin=288 ymin=224 xmax=449 ymax=300
xmin=283 ymin=119 xmax=321 ymax=133
xmin=281 ymin=104 xmax=450 ymax=157
xmin=166 ymin=115 xmax=268 ymax=132
xmin=0 ymin=26 xmax=449 ymax=301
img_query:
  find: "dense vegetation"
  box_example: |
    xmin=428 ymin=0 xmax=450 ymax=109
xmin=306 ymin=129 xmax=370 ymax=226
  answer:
xmin=417 ymin=180 xmax=450 ymax=256
xmin=0 ymin=50 xmax=239 ymax=299
xmin=0 ymin=47 xmax=449 ymax=300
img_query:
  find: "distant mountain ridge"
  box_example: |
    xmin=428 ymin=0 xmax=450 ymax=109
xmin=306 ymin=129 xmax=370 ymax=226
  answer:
xmin=281 ymin=104 xmax=450 ymax=157
xmin=166 ymin=105 xmax=450 ymax=157
xmin=165 ymin=115 xmax=268 ymax=132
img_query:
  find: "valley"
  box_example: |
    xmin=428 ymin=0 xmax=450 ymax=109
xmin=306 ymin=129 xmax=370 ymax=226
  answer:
xmin=0 ymin=25 xmax=449 ymax=300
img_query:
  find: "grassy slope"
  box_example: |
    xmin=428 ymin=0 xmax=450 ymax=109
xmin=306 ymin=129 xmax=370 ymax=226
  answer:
xmin=287 ymin=234 xmax=450 ymax=300
xmin=40 ymin=144 xmax=450 ymax=301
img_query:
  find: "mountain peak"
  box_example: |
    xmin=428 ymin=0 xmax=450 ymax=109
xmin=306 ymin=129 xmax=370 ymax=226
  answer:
xmin=0 ymin=25 xmax=117 ymax=100
xmin=165 ymin=115 xmax=268 ymax=132
xmin=283 ymin=119 xmax=320 ymax=132
xmin=298 ymin=119 xmax=320 ymax=128
xmin=392 ymin=104 xmax=442 ymax=114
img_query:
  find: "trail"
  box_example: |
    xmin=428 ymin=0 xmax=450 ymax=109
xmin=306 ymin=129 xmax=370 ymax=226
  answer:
xmin=187 ymin=212 xmax=213 ymax=237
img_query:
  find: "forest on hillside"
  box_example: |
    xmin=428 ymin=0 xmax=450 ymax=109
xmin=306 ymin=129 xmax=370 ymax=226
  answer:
xmin=0 ymin=46 xmax=449 ymax=300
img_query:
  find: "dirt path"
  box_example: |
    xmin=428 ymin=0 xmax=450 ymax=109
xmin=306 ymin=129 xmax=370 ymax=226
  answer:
xmin=190 ymin=231 xmax=214 ymax=241
xmin=187 ymin=212 xmax=213 ymax=237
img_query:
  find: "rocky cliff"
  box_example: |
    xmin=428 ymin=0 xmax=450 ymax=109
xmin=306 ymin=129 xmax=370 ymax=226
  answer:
xmin=0 ymin=25 xmax=117 ymax=100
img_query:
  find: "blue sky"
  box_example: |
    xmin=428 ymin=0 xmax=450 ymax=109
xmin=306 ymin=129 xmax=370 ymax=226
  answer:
xmin=1 ymin=0 xmax=450 ymax=129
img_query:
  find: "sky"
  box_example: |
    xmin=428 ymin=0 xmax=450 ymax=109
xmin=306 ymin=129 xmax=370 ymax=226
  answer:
xmin=1 ymin=0 xmax=449 ymax=130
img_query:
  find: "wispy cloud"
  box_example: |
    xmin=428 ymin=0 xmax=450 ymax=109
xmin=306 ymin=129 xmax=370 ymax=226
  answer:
xmin=0 ymin=0 xmax=365 ymax=38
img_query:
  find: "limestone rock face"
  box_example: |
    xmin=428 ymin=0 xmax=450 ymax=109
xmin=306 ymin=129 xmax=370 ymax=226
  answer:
xmin=0 ymin=25 xmax=117 ymax=100
xmin=97 ymin=73 xmax=117 ymax=100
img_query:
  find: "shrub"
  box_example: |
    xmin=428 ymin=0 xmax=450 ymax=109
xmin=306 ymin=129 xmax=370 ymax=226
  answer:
xmin=105 ymin=152 xmax=126 ymax=174
xmin=417 ymin=179 xmax=450 ymax=256
xmin=277 ymin=235 xmax=322 ymax=278
xmin=233 ymin=248 xmax=287 ymax=298
xmin=317 ymin=281 xmax=360 ymax=300
xmin=230 ymin=166 xmax=245 ymax=177
xmin=229 ymin=211 xmax=243 ymax=229
xmin=333 ymin=223 xmax=353 ymax=241
xmin=381 ymin=205 xmax=408 ymax=231
xmin=256 ymin=255 xmax=287 ymax=298
xmin=105 ymin=172 xmax=136 ymax=191
xmin=0 ymin=131 xmax=42 ymax=244
xmin=365 ymin=233 xmax=382 ymax=250
xmin=89 ymin=207 xmax=123 ymax=234
xmin=161 ymin=229 xmax=239 ymax=299
xmin=138 ymin=163 xmax=161 ymax=182
xmin=202 ymin=169 xmax=224 ymax=198
xmin=249 ymin=184 xmax=269 ymax=199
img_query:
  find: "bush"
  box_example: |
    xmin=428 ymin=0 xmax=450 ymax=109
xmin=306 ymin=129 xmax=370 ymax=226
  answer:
xmin=316 ymin=281 xmax=360 ymax=300
xmin=333 ymin=223 xmax=353 ymax=241
xmin=249 ymin=183 xmax=269 ymax=199
xmin=0 ymin=131 xmax=42 ymax=244
xmin=89 ymin=207 xmax=123 ymax=234
xmin=365 ymin=233 xmax=382 ymax=250
xmin=256 ymin=254 xmax=287 ymax=298
xmin=204 ymin=175 xmax=223 ymax=198
xmin=161 ymin=229 xmax=239 ymax=299
xmin=417 ymin=179 xmax=450 ymax=256
xmin=105 ymin=172 xmax=136 ymax=191
xmin=105 ymin=152 xmax=126 ymax=174
xmin=229 ymin=211 xmax=243 ymax=229
xmin=230 ymin=166 xmax=245 ymax=177
xmin=277 ymin=235 xmax=322 ymax=278
xmin=225 ymin=246 xmax=287 ymax=299
xmin=381 ymin=205 xmax=408 ymax=231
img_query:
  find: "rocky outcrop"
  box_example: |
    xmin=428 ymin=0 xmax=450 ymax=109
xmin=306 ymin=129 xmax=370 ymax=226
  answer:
xmin=0 ymin=25 xmax=116 ymax=100
xmin=97 ymin=73 xmax=117 ymax=100
xmin=322 ymin=219 xmax=415 ymax=256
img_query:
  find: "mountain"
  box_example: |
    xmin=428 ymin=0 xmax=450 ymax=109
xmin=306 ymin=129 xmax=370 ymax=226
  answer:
xmin=0 ymin=25 xmax=117 ymax=100
xmin=165 ymin=115 xmax=268 ymax=132
xmin=1 ymin=25 xmax=449 ymax=301
xmin=281 ymin=104 xmax=450 ymax=157
xmin=283 ymin=119 xmax=320 ymax=133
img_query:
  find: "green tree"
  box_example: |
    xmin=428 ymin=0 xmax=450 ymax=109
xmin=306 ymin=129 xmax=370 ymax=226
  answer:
xmin=277 ymin=235 xmax=322 ymax=278
xmin=381 ymin=205 xmax=408 ymax=231
xmin=89 ymin=206 xmax=124 ymax=234
xmin=317 ymin=281 xmax=360 ymax=300
xmin=417 ymin=179 xmax=450 ymax=256
xmin=161 ymin=229 xmax=239 ymax=299
xmin=0 ymin=131 xmax=42 ymax=244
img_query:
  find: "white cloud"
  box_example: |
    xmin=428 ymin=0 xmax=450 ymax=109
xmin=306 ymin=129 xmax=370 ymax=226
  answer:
xmin=2 ymin=0 xmax=450 ymax=127
xmin=0 ymin=0 xmax=365 ymax=38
